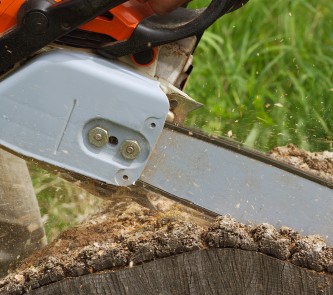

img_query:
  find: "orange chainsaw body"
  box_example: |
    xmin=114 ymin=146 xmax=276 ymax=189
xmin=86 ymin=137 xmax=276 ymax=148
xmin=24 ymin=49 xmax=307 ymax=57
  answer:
xmin=0 ymin=0 xmax=153 ymax=40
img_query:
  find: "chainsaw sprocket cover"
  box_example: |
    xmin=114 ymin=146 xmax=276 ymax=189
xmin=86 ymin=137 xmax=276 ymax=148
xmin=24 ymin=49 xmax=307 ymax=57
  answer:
xmin=0 ymin=49 xmax=169 ymax=186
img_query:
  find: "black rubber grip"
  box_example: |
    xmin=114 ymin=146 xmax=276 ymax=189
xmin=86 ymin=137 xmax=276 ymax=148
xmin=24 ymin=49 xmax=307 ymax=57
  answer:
xmin=98 ymin=0 xmax=248 ymax=58
xmin=0 ymin=0 xmax=127 ymax=72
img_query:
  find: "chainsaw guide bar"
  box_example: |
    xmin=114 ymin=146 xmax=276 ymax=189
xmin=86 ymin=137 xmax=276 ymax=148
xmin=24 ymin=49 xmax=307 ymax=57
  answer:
xmin=0 ymin=0 xmax=332 ymax=246
xmin=140 ymin=124 xmax=333 ymax=242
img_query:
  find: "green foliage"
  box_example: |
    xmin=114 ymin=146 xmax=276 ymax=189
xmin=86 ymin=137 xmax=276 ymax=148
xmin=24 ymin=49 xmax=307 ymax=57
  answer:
xmin=186 ymin=0 xmax=333 ymax=151
xmin=29 ymin=164 xmax=101 ymax=241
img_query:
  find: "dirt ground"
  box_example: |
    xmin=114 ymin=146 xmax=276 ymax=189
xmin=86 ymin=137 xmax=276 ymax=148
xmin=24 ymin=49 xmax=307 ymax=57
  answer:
xmin=1 ymin=144 xmax=333 ymax=294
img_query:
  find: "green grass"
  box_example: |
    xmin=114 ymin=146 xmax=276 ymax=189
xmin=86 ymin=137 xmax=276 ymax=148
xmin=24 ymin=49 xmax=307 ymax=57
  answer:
xmin=187 ymin=0 xmax=333 ymax=151
xmin=31 ymin=0 xmax=333 ymax=240
xmin=29 ymin=164 xmax=102 ymax=241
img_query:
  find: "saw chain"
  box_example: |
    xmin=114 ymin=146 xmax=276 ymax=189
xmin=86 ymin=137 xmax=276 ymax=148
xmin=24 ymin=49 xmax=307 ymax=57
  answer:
xmin=2 ymin=0 xmax=332 ymax=242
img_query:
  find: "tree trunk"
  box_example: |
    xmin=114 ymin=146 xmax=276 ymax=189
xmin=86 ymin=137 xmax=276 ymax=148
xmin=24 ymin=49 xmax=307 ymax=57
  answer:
xmin=0 ymin=150 xmax=46 ymax=278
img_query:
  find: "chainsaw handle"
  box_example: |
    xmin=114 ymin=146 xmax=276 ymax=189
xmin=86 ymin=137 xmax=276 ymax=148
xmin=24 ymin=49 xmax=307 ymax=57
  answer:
xmin=0 ymin=0 xmax=128 ymax=72
xmin=98 ymin=0 xmax=246 ymax=58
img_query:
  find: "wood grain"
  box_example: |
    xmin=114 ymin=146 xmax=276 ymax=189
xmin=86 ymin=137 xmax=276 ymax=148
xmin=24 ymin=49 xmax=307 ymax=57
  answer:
xmin=29 ymin=249 xmax=333 ymax=295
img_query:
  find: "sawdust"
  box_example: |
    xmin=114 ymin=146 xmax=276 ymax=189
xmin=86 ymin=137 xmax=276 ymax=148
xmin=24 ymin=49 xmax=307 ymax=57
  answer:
xmin=1 ymin=144 xmax=333 ymax=294
xmin=269 ymin=144 xmax=333 ymax=182
xmin=1 ymin=188 xmax=333 ymax=295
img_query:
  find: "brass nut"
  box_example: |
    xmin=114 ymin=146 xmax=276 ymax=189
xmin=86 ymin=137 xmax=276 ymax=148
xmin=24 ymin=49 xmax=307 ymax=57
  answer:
xmin=120 ymin=140 xmax=141 ymax=160
xmin=88 ymin=127 xmax=109 ymax=148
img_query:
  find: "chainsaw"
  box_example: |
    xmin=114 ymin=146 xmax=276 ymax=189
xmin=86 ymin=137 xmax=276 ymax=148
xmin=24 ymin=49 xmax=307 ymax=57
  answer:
xmin=0 ymin=0 xmax=332 ymax=243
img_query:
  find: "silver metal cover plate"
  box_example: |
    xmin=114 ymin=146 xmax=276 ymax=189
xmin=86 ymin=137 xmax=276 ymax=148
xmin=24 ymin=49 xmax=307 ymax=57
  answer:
xmin=0 ymin=50 xmax=169 ymax=186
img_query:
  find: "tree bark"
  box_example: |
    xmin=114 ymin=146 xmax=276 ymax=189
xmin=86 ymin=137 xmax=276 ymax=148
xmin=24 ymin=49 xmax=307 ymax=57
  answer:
xmin=27 ymin=249 xmax=333 ymax=295
xmin=0 ymin=150 xmax=46 ymax=278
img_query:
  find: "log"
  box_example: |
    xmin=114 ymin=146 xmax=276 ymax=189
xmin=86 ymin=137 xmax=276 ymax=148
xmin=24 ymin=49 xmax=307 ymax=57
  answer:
xmin=1 ymin=190 xmax=333 ymax=295
xmin=23 ymin=249 xmax=333 ymax=295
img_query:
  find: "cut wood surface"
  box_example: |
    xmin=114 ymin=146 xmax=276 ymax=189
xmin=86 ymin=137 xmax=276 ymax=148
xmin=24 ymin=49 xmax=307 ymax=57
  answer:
xmin=17 ymin=249 xmax=333 ymax=295
xmin=1 ymin=186 xmax=333 ymax=295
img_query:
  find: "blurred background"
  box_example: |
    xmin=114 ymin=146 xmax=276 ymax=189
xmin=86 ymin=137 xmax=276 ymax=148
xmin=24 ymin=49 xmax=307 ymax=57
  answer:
xmin=30 ymin=0 xmax=333 ymax=241
xmin=187 ymin=0 xmax=332 ymax=151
